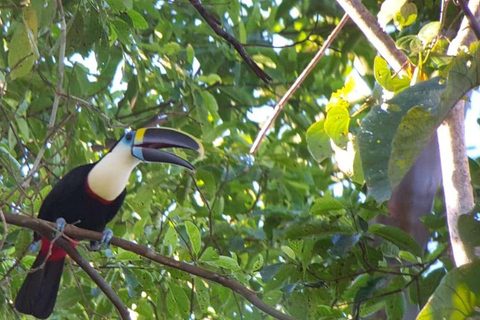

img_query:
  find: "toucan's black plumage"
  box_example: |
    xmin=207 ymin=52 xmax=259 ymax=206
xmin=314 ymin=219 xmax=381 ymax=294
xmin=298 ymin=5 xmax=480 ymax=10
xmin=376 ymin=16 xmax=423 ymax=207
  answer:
xmin=15 ymin=127 xmax=202 ymax=319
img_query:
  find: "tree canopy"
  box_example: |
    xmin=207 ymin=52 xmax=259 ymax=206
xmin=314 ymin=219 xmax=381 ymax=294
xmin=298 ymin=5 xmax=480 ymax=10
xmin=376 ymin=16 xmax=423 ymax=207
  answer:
xmin=1 ymin=0 xmax=480 ymax=319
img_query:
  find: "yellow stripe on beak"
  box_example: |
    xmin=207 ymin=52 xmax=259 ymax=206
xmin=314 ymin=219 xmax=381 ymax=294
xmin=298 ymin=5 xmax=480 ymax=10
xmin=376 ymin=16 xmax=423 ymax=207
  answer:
xmin=134 ymin=128 xmax=146 ymax=145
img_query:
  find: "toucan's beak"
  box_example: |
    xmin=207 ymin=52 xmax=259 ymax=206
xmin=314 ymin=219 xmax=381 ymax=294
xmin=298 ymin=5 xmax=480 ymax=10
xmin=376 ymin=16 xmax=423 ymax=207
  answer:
xmin=131 ymin=127 xmax=203 ymax=170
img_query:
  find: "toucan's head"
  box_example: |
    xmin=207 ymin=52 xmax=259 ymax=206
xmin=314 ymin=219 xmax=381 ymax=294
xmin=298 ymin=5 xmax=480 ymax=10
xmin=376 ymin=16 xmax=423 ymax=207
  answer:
xmin=117 ymin=127 xmax=203 ymax=170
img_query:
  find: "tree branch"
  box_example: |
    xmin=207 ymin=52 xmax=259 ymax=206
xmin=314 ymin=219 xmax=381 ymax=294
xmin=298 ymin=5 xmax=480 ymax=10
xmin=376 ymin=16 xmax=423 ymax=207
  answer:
xmin=48 ymin=0 xmax=67 ymax=129
xmin=249 ymin=14 xmax=349 ymax=154
xmin=188 ymin=0 xmax=272 ymax=83
xmin=457 ymin=0 xmax=480 ymax=39
xmin=3 ymin=212 xmax=296 ymax=320
xmin=3 ymin=213 xmax=130 ymax=319
xmin=24 ymin=0 xmax=68 ymax=187
xmin=335 ymin=0 xmax=410 ymax=75
xmin=438 ymin=0 xmax=480 ymax=266
xmin=55 ymin=238 xmax=131 ymax=320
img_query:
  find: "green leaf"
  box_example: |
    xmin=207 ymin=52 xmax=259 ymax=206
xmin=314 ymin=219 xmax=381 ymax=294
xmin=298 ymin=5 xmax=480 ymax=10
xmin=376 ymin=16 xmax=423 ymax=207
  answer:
xmin=0 ymin=144 xmax=21 ymax=170
xmin=116 ymin=251 xmax=141 ymax=260
xmin=251 ymin=253 xmax=264 ymax=271
xmin=309 ymin=197 xmax=345 ymax=216
xmin=186 ymin=44 xmax=195 ymax=65
xmin=361 ymin=42 xmax=480 ymax=202
xmin=212 ymin=256 xmax=240 ymax=271
xmin=111 ymin=19 xmax=131 ymax=44
xmin=374 ymin=56 xmax=410 ymax=92
xmin=194 ymin=278 xmax=210 ymax=313
xmin=163 ymin=226 xmax=178 ymax=250
xmin=306 ymin=120 xmax=332 ymax=162
xmin=199 ymin=247 xmax=219 ymax=262
xmin=325 ymin=106 xmax=350 ymax=147
xmin=160 ymin=42 xmax=181 ymax=57
xmin=200 ymin=91 xmax=219 ymax=121
xmin=377 ymin=0 xmax=407 ymax=27
xmin=15 ymin=230 xmax=31 ymax=258
xmin=169 ymin=283 xmax=190 ymax=319
xmin=418 ymin=21 xmax=441 ymax=46
xmin=185 ymin=221 xmax=201 ymax=255
xmin=8 ymin=25 xmax=37 ymax=79
xmin=238 ymin=21 xmax=247 ymax=43
xmin=196 ymin=74 xmax=222 ymax=85
xmin=16 ymin=118 xmax=30 ymax=141
xmin=105 ymin=0 xmax=128 ymax=11
xmin=358 ymin=79 xmax=444 ymax=202
xmin=127 ymin=10 xmax=148 ymax=30
xmin=385 ymin=292 xmax=406 ymax=320
xmin=418 ymin=260 xmax=480 ymax=319
xmin=388 ymin=107 xmax=435 ymax=187
xmin=281 ymin=245 xmax=296 ymax=260
xmin=286 ymin=220 xmax=353 ymax=239
xmin=369 ymin=224 xmax=422 ymax=257
xmin=396 ymin=35 xmax=417 ymax=51
xmin=394 ymin=3 xmax=417 ymax=30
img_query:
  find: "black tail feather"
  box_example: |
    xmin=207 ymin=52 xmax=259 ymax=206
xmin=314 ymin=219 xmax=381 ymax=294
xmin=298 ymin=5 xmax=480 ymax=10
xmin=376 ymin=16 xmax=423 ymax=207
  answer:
xmin=15 ymin=252 xmax=65 ymax=319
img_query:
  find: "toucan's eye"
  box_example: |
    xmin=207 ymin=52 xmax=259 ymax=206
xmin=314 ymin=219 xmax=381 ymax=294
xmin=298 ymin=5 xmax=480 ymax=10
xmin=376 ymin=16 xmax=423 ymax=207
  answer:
xmin=125 ymin=132 xmax=133 ymax=141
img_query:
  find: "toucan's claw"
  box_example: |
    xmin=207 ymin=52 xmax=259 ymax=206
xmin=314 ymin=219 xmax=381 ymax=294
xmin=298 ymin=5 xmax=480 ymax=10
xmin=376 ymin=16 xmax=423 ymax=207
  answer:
xmin=90 ymin=229 xmax=113 ymax=251
xmin=55 ymin=218 xmax=67 ymax=233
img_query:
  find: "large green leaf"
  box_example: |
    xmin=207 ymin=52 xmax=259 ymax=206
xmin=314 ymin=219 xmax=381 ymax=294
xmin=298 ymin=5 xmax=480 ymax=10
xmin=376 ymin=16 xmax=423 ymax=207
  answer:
xmin=418 ymin=260 xmax=480 ymax=319
xmin=359 ymin=41 xmax=480 ymax=202
xmin=369 ymin=224 xmax=422 ymax=257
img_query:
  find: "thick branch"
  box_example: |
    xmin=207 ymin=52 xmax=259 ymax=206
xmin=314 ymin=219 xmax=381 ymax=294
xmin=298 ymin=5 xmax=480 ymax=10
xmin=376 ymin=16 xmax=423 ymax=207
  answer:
xmin=4 ymin=213 xmax=130 ymax=319
xmin=188 ymin=0 xmax=272 ymax=83
xmin=438 ymin=0 xmax=480 ymax=267
xmin=458 ymin=0 xmax=480 ymax=39
xmin=335 ymin=0 xmax=410 ymax=75
xmin=3 ymin=212 xmax=296 ymax=320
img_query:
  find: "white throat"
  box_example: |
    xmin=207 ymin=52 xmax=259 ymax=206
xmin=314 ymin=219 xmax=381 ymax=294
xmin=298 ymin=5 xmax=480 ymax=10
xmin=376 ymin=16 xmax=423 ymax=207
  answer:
xmin=87 ymin=143 xmax=141 ymax=201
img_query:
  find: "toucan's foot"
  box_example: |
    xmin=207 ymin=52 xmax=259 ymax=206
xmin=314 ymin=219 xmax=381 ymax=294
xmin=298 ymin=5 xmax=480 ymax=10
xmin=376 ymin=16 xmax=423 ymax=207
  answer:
xmin=90 ymin=229 xmax=113 ymax=251
xmin=56 ymin=218 xmax=67 ymax=233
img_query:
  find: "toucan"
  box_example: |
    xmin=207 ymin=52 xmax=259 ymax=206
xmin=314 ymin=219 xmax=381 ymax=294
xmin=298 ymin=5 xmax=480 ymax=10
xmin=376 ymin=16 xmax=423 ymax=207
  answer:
xmin=15 ymin=127 xmax=202 ymax=319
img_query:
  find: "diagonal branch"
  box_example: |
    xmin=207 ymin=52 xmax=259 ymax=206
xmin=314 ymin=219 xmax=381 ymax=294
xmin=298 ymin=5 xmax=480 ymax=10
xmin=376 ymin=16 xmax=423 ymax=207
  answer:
xmin=54 ymin=237 xmax=131 ymax=320
xmin=4 ymin=213 xmax=130 ymax=319
xmin=3 ymin=212 xmax=296 ymax=320
xmin=457 ymin=0 xmax=480 ymax=39
xmin=335 ymin=0 xmax=410 ymax=75
xmin=249 ymin=14 xmax=350 ymax=154
xmin=188 ymin=0 xmax=272 ymax=83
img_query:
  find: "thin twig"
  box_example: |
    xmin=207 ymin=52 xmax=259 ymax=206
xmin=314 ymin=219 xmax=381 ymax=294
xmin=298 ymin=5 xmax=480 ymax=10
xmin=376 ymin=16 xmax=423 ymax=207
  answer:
xmin=188 ymin=0 xmax=272 ymax=83
xmin=0 ymin=209 xmax=7 ymax=252
xmin=5 ymin=212 xmax=296 ymax=320
xmin=249 ymin=14 xmax=349 ymax=154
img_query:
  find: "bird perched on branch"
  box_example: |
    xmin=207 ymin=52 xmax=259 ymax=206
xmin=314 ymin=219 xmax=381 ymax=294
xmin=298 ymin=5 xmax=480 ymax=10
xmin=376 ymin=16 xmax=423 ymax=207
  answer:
xmin=15 ymin=127 xmax=202 ymax=319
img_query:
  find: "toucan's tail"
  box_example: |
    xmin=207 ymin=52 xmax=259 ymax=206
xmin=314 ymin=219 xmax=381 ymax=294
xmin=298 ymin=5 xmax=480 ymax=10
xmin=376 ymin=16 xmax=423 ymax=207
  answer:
xmin=15 ymin=237 xmax=66 ymax=319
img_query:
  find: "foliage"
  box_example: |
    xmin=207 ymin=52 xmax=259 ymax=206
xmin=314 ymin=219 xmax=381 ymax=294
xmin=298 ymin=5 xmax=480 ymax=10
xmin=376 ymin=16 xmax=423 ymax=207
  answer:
xmin=0 ymin=0 xmax=479 ymax=319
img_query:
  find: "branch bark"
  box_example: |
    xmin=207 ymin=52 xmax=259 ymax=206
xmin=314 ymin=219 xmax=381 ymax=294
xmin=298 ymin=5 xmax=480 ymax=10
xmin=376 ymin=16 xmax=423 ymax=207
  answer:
xmin=335 ymin=0 xmax=409 ymax=75
xmin=438 ymin=0 xmax=480 ymax=267
xmin=3 ymin=212 xmax=296 ymax=320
